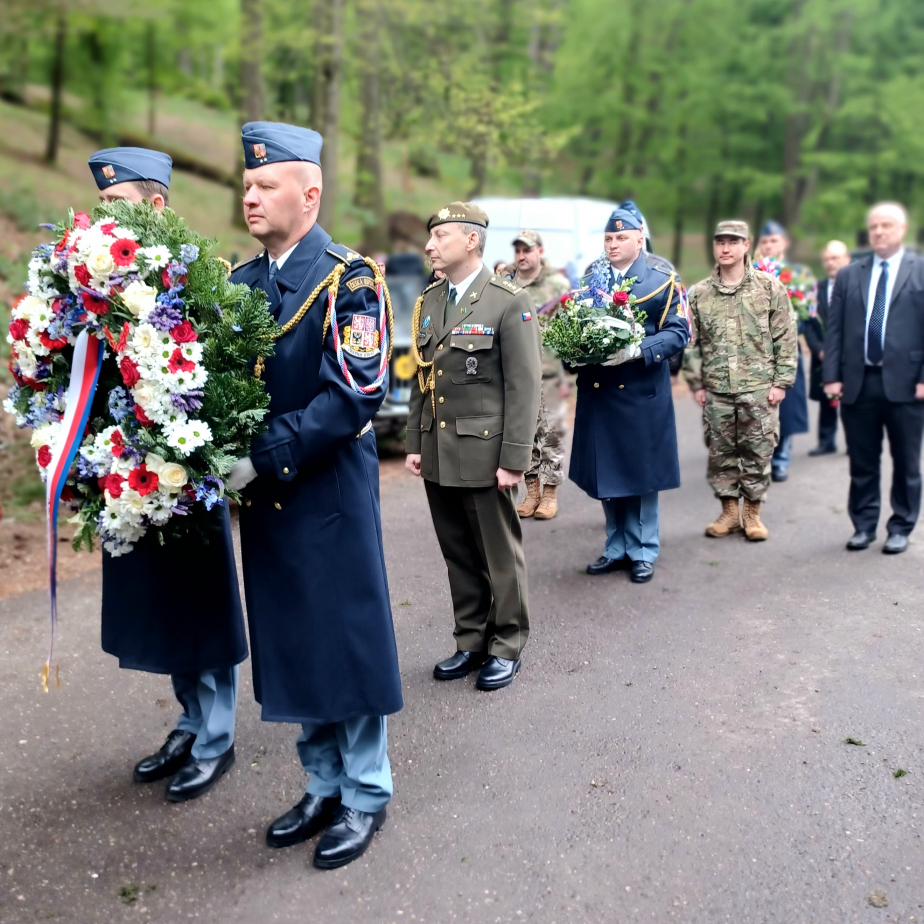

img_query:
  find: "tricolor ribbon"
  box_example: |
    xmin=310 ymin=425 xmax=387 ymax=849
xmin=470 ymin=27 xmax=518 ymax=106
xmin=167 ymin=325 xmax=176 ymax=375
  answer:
xmin=42 ymin=330 xmax=104 ymax=691
xmin=328 ymin=283 xmax=390 ymax=394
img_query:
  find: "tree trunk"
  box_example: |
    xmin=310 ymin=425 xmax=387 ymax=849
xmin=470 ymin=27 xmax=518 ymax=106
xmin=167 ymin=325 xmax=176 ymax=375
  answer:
xmin=146 ymin=22 xmax=157 ymax=137
xmin=234 ymin=0 xmax=263 ymax=227
xmin=315 ymin=0 xmax=343 ymax=232
xmin=353 ymin=0 xmax=388 ymax=254
xmin=44 ymin=13 xmax=66 ymax=165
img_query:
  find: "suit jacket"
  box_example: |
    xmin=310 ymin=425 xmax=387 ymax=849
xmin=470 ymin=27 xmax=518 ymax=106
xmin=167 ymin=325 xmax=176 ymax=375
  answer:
xmin=823 ymin=251 xmax=924 ymax=404
xmin=230 ymin=225 xmax=402 ymax=723
xmin=406 ymin=266 xmax=542 ymax=487
xmin=804 ymin=278 xmax=830 ymax=401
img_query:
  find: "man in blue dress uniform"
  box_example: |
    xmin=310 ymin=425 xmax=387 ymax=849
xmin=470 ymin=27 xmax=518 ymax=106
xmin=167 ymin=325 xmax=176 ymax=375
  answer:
xmin=88 ymin=147 xmax=247 ymax=802
xmin=756 ymin=221 xmax=812 ymax=481
xmin=571 ymin=204 xmax=688 ymax=583
xmin=226 ymin=122 xmax=403 ymax=870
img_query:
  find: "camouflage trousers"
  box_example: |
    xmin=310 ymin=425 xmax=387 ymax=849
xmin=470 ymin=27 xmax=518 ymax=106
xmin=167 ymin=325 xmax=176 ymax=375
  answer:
xmin=527 ymin=377 xmax=567 ymax=486
xmin=703 ymin=389 xmax=780 ymax=502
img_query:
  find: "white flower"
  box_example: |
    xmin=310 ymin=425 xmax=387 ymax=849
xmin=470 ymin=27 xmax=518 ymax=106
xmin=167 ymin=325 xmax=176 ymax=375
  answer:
xmin=94 ymin=425 xmax=124 ymax=457
xmin=168 ymin=365 xmax=207 ymax=392
xmin=86 ymin=245 xmax=116 ymax=279
xmin=164 ymin=420 xmax=212 ymax=456
xmin=120 ymin=281 xmax=158 ymax=317
xmin=16 ymin=346 xmax=38 ymax=379
xmin=178 ymin=342 xmax=203 ymax=364
xmin=158 ymin=462 xmax=188 ymax=493
xmin=31 ymin=422 xmax=59 ymax=450
xmin=13 ymin=295 xmax=48 ymax=323
xmin=131 ymin=379 xmax=169 ymax=412
xmin=139 ymin=245 xmax=171 ymax=275
xmin=147 ymin=501 xmax=174 ymax=526
xmin=128 ymin=324 xmax=161 ymax=361
xmin=143 ymin=452 xmax=167 ymax=475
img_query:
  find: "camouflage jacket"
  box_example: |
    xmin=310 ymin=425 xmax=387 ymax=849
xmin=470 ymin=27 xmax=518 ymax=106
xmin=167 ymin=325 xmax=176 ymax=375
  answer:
xmin=509 ymin=260 xmax=571 ymax=378
xmin=683 ymin=263 xmax=797 ymax=394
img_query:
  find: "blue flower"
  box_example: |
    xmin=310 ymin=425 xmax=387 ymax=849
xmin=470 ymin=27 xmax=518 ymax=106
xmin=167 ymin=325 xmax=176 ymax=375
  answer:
xmin=179 ymin=244 xmax=200 ymax=265
xmin=108 ymin=386 xmax=133 ymax=423
xmin=194 ymin=475 xmax=224 ymax=511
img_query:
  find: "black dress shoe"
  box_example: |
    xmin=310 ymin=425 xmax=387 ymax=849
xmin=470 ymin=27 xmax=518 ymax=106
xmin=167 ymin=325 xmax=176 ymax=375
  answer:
xmin=267 ymin=793 xmax=342 ymax=847
xmin=883 ymin=533 xmax=909 ymax=554
xmin=165 ymin=745 xmax=235 ymax=803
xmin=475 ymin=656 xmax=521 ymax=691
xmin=313 ymin=806 xmax=386 ymax=870
xmin=808 ymin=444 xmax=837 ymax=456
xmin=586 ymin=555 xmax=625 ymax=575
xmin=630 ymin=560 xmax=654 ymax=583
xmin=433 ymin=650 xmax=487 ymax=680
xmin=133 ymin=729 xmax=196 ymax=783
xmin=846 ymin=530 xmax=875 ymax=550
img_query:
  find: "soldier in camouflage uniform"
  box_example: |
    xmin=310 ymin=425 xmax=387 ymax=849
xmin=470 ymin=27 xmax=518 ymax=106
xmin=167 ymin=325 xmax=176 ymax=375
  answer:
xmin=506 ymin=230 xmax=572 ymax=520
xmin=684 ymin=221 xmax=797 ymax=541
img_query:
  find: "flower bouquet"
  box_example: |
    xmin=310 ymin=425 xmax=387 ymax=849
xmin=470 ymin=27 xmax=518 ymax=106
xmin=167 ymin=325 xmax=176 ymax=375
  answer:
xmin=4 ymin=200 xmax=277 ymax=557
xmin=754 ymin=256 xmax=816 ymax=321
xmin=542 ymin=255 xmax=648 ymax=366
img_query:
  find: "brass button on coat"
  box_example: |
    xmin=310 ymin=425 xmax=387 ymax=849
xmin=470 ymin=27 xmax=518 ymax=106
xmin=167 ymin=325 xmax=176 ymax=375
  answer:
xmin=244 ymin=499 xmax=252 ymax=507
xmin=593 ymin=382 xmax=600 ymax=389
xmin=437 ymin=369 xmax=443 ymax=376
xmin=468 ymin=343 xmax=474 ymax=350
xmin=440 ymin=421 xmax=446 ymax=429
xmin=438 ymin=344 xmax=444 ymax=351
xmin=282 ymin=466 xmax=289 ymax=474
xmin=483 ymin=430 xmax=489 ymax=436
xmin=274 ymin=501 xmax=282 ymax=510
xmin=438 ymin=396 xmax=444 ymax=404
xmin=619 ymin=384 xmax=625 ymax=389
xmin=656 ymin=354 xmax=661 ymax=359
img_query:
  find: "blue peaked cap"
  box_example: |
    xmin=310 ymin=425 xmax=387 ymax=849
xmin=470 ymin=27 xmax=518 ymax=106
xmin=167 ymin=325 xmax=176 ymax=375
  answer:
xmin=760 ymin=220 xmax=787 ymax=238
xmin=88 ymin=147 xmax=172 ymax=190
xmin=241 ymin=121 xmax=323 ymax=169
xmin=605 ymin=206 xmax=643 ymax=233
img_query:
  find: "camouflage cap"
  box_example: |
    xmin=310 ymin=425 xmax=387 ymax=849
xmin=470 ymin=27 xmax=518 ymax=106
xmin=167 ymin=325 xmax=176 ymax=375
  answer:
xmin=512 ymin=229 xmax=542 ymax=248
xmin=714 ymin=220 xmax=750 ymax=240
xmin=428 ymin=201 xmax=489 ymax=231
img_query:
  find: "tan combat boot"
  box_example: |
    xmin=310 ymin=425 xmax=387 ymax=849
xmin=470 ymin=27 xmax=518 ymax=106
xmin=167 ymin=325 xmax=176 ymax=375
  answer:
xmin=742 ymin=497 xmax=769 ymax=541
xmin=534 ymin=484 xmax=558 ymax=520
xmin=516 ymin=477 xmax=541 ymax=518
xmin=705 ymin=497 xmax=742 ymax=537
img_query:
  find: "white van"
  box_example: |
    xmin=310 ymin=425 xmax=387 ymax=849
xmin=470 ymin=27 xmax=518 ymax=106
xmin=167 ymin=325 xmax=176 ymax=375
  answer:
xmin=472 ymin=197 xmax=653 ymax=282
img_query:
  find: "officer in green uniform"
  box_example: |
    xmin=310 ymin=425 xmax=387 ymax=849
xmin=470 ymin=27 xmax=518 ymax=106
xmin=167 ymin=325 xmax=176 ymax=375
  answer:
xmin=405 ymin=202 xmax=541 ymax=691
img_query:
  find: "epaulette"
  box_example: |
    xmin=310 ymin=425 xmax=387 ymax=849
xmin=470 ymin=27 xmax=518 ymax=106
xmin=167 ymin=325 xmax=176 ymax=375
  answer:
xmin=326 ymin=243 xmax=366 ymax=266
xmin=231 ymin=252 xmax=263 ymax=272
xmin=422 ymin=277 xmax=446 ymax=297
xmin=489 ymin=275 xmax=523 ymax=296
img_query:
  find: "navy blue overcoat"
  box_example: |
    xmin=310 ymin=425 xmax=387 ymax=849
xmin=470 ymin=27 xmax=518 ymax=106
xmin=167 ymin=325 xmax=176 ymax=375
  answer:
xmin=101 ymin=490 xmax=247 ymax=675
xmin=568 ymin=253 xmax=689 ymax=499
xmin=779 ymin=324 xmax=810 ymax=439
xmin=231 ymin=224 xmax=403 ymax=724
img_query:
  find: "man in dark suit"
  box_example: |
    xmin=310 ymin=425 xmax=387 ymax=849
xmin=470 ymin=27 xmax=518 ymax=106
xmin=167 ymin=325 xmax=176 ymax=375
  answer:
xmin=823 ymin=202 xmax=924 ymax=554
xmin=804 ymin=240 xmax=850 ymax=455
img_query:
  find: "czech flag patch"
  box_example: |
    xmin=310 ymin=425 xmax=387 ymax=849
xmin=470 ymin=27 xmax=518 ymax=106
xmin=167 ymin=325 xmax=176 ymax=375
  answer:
xmin=522 ymin=311 xmax=532 ymax=321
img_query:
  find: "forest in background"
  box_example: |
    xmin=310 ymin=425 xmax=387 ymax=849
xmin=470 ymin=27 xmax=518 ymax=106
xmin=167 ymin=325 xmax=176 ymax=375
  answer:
xmin=1 ymin=0 xmax=923 ymax=264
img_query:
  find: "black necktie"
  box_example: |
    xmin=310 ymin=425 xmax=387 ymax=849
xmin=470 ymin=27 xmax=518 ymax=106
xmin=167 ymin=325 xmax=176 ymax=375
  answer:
xmin=267 ymin=260 xmax=281 ymax=314
xmin=867 ymin=261 xmax=888 ymax=365
xmin=444 ymin=286 xmax=457 ymax=327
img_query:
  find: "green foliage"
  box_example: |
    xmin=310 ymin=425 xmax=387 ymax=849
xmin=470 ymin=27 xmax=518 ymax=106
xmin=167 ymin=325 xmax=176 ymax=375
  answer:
xmin=0 ymin=181 xmax=40 ymax=231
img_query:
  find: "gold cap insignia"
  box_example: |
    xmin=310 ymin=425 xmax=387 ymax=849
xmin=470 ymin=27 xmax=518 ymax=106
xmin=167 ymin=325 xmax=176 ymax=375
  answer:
xmin=101 ymin=165 xmax=116 ymax=179
xmin=615 ymin=220 xmax=624 ymax=230
xmin=437 ymin=207 xmax=451 ymax=220
xmin=253 ymin=143 xmax=267 ymax=159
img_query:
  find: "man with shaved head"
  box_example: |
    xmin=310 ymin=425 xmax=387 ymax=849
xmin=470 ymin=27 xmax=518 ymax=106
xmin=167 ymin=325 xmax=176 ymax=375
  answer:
xmin=804 ymin=240 xmax=851 ymax=454
xmin=229 ymin=122 xmax=402 ymax=868
xmin=824 ymin=202 xmax=924 ymax=553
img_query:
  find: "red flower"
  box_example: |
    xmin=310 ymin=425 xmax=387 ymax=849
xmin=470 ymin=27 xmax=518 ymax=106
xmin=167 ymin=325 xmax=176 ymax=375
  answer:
xmin=81 ymin=291 xmax=109 ymax=315
xmin=170 ymin=320 xmax=197 ymax=343
xmin=613 ymin=290 xmax=630 ymax=306
xmin=128 ymin=464 xmax=159 ymax=496
xmin=37 ymin=445 xmax=52 ymax=468
xmin=117 ymin=322 xmax=131 ymax=353
xmin=39 ymin=331 xmax=68 ymax=351
xmin=110 ymin=238 xmax=140 ymax=267
xmin=559 ymin=293 xmax=571 ymax=305
xmin=119 ymin=355 xmax=141 ymax=387
xmin=74 ymin=264 xmax=91 ymax=287
xmin=110 ymin=429 xmax=125 ymax=457
xmin=162 ymin=267 xmax=186 ymax=289
xmin=60 ymin=486 xmax=76 ymax=503
xmin=97 ymin=476 xmax=108 ymax=493
xmin=9 ymin=318 xmax=29 ymax=342
xmin=99 ymin=221 xmax=117 ymax=236
xmin=167 ymin=348 xmax=195 ymax=374
xmin=105 ymin=473 xmax=125 ymax=498
xmin=73 ymin=212 xmax=91 ymax=230
xmin=102 ymin=325 xmax=119 ymax=352
xmin=779 ymin=269 xmax=792 ymax=284
xmin=54 ymin=230 xmax=70 ymax=254
xmin=134 ymin=403 xmax=153 ymax=427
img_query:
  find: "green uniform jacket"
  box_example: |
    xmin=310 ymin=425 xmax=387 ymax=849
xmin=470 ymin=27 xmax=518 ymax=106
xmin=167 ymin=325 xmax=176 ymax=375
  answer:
xmin=683 ymin=263 xmax=797 ymax=394
xmin=406 ymin=265 xmax=542 ymax=487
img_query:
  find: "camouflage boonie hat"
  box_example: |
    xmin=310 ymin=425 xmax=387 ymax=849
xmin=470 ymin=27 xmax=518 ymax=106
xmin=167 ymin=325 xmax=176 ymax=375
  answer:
xmin=512 ymin=229 xmax=543 ymax=248
xmin=714 ymin=220 xmax=749 ymax=240
xmin=428 ymin=201 xmax=489 ymax=231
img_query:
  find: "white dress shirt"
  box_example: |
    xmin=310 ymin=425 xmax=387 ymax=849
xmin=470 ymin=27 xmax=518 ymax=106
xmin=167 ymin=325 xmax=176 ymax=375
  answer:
xmin=270 ymin=240 xmax=300 ymax=271
xmin=447 ymin=264 xmax=485 ymax=306
xmin=865 ymin=247 xmax=905 ymax=364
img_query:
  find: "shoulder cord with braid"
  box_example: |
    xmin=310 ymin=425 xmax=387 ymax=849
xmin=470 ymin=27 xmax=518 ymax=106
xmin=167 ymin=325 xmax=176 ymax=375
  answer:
xmin=253 ymin=257 xmax=393 ymax=380
xmin=632 ymin=272 xmax=677 ymax=330
xmin=409 ymin=281 xmax=444 ymax=416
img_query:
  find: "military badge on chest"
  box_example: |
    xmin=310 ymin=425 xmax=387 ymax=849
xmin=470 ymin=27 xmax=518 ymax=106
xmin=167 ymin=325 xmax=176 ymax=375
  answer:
xmin=466 ymin=356 xmax=478 ymax=375
xmin=343 ymin=313 xmax=381 ymax=357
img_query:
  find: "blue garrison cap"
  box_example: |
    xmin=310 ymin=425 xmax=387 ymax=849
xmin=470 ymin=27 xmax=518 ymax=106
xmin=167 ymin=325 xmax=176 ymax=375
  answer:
xmin=241 ymin=121 xmax=323 ymax=169
xmin=88 ymin=147 xmax=172 ymax=190
xmin=605 ymin=206 xmax=643 ymax=233
xmin=760 ymin=220 xmax=787 ymax=238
